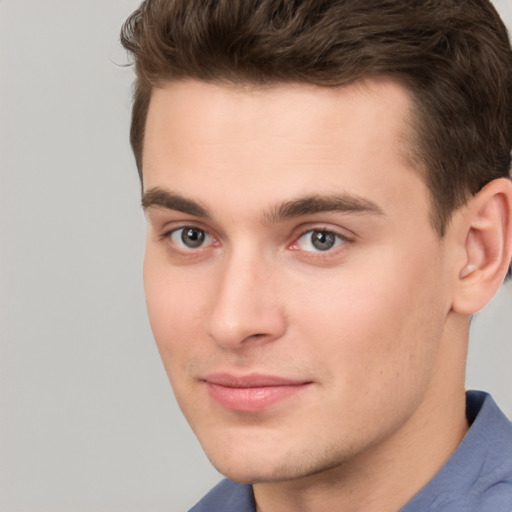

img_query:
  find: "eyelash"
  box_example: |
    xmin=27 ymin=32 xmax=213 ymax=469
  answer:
xmin=160 ymin=226 xmax=217 ymax=252
xmin=159 ymin=225 xmax=352 ymax=257
xmin=291 ymin=227 xmax=350 ymax=253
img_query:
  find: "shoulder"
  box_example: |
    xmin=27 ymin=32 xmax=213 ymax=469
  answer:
xmin=188 ymin=479 xmax=255 ymax=512
xmin=464 ymin=392 xmax=512 ymax=512
xmin=401 ymin=391 xmax=512 ymax=512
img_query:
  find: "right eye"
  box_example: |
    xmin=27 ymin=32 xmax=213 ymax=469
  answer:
xmin=166 ymin=227 xmax=214 ymax=250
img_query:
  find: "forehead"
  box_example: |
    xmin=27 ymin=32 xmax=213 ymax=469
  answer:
xmin=143 ymin=78 xmax=415 ymax=164
xmin=142 ymin=78 xmax=426 ymax=221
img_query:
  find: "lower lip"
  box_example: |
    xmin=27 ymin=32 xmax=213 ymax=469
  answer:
xmin=206 ymin=382 xmax=309 ymax=412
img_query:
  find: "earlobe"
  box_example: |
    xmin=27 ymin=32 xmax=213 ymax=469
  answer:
xmin=452 ymin=178 xmax=512 ymax=315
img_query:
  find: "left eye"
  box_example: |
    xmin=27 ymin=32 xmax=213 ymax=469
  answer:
xmin=169 ymin=227 xmax=213 ymax=249
xmin=295 ymin=229 xmax=346 ymax=252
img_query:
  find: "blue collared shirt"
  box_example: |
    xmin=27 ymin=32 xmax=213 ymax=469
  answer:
xmin=189 ymin=391 xmax=512 ymax=512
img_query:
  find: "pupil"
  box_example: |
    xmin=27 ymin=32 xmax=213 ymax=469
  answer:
xmin=182 ymin=228 xmax=205 ymax=248
xmin=312 ymin=231 xmax=335 ymax=251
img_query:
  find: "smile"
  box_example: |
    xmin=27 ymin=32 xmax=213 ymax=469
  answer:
xmin=204 ymin=373 xmax=312 ymax=412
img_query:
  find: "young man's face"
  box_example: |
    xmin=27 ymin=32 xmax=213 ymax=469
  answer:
xmin=142 ymin=79 xmax=459 ymax=483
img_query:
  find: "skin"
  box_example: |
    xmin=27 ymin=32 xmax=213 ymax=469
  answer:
xmin=141 ymin=78 xmax=484 ymax=512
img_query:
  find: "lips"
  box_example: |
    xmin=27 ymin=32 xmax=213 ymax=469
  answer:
xmin=203 ymin=373 xmax=311 ymax=412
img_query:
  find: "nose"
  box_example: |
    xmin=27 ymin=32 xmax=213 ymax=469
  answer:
xmin=206 ymin=250 xmax=287 ymax=349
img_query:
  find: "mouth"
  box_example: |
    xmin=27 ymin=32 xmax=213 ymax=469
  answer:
xmin=203 ymin=373 xmax=312 ymax=412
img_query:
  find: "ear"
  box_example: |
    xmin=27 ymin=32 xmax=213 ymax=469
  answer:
xmin=451 ymin=178 xmax=512 ymax=315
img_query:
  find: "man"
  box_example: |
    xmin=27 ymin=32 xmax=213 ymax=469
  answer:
xmin=121 ymin=1 xmax=512 ymax=511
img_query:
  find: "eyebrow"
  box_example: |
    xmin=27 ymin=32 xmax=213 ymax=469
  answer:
xmin=142 ymin=187 xmax=384 ymax=222
xmin=264 ymin=194 xmax=385 ymax=223
xmin=142 ymin=187 xmax=211 ymax=217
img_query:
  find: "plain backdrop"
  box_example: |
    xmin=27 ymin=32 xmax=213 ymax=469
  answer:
xmin=0 ymin=1 xmax=511 ymax=511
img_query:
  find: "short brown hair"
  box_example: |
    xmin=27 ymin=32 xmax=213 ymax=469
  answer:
xmin=121 ymin=0 xmax=512 ymax=237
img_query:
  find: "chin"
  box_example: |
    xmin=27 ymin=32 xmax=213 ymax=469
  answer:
xmin=210 ymin=460 xmax=304 ymax=485
xmin=203 ymin=439 xmax=351 ymax=485
xmin=201 ymin=442 xmax=296 ymax=483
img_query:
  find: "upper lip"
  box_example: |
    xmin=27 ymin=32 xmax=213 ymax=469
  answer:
xmin=203 ymin=373 xmax=311 ymax=388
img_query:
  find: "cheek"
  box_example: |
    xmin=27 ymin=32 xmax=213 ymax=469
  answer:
xmin=291 ymin=247 xmax=447 ymax=393
xmin=143 ymin=251 xmax=209 ymax=370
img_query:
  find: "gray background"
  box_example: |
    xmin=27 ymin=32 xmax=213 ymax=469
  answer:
xmin=0 ymin=1 xmax=510 ymax=510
